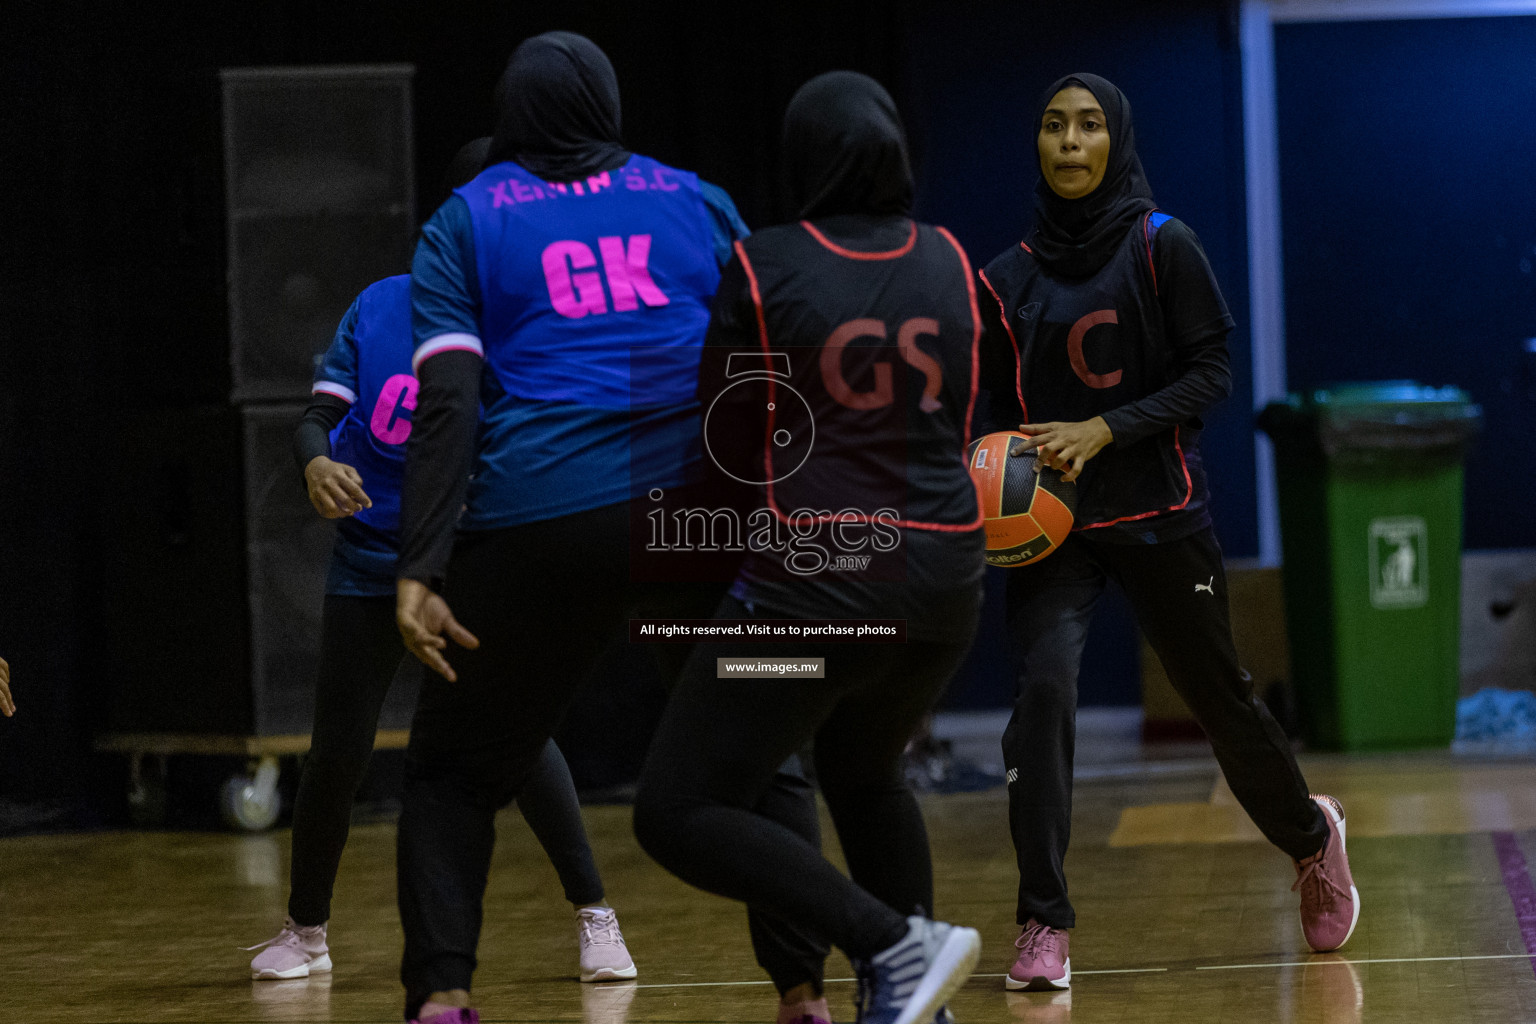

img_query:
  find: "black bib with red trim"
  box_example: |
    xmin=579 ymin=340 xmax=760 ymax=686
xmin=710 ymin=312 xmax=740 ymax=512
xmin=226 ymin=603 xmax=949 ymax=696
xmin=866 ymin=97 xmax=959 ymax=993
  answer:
xmin=714 ymin=216 xmax=986 ymax=639
xmin=733 ymin=218 xmax=982 ymax=531
xmin=980 ymin=212 xmax=1210 ymax=539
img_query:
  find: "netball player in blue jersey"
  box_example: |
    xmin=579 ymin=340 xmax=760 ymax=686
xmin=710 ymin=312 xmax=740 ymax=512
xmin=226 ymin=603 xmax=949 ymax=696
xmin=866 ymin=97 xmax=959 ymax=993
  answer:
xmin=244 ymin=141 xmax=635 ymax=987
xmin=391 ymin=34 xmax=822 ymax=1024
xmin=633 ymin=72 xmax=984 ymax=1024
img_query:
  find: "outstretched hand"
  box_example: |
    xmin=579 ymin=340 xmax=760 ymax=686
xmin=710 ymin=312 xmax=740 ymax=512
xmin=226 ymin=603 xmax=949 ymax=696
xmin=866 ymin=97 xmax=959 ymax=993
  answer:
xmin=396 ymin=579 xmax=480 ymax=682
xmin=1010 ymin=417 xmax=1114 ymax=483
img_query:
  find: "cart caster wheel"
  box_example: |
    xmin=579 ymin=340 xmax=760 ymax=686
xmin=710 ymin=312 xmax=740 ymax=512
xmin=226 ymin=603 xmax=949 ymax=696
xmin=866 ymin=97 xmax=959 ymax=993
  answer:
xmin=220 ymin=756 xmax=281 ymax=832
xmin=127 ymin=753 xmax=168 ymax=827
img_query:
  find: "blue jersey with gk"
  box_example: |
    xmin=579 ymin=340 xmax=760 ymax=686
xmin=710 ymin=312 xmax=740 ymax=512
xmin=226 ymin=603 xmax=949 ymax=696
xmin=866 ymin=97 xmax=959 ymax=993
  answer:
xmin=411 ymin=154 xmax=736 ymax=529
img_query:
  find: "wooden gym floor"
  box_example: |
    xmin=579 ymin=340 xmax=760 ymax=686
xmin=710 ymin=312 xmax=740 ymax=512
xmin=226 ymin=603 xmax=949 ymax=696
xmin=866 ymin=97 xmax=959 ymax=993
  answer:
xmin=5 ymin=748 xmax=1536 ymax=1023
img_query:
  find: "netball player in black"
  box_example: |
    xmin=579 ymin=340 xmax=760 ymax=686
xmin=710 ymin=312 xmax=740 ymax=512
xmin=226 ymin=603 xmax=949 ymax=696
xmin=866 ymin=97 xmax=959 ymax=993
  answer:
xmin=244 ymin=139 xmax=633 ymax=985
xmin=633 ymin=72 xmax=983 ymax=1024
xmin=977 ymin=74 xmax=1358 ymax=990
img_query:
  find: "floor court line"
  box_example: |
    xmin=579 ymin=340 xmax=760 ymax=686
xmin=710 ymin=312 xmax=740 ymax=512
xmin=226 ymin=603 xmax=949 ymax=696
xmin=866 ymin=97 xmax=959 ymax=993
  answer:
xmin=974 ymin=969 xmax=1169 ymax=977
xmin=1196 ymin=953 xmax=1536 ymax=971
xmin=631 ymin=952 xmax=1533 ymax=990
xmin=635 ymin=970 xmax=1173 ymax=994
xmin=633 ymin=979 xmax=817 ymax=990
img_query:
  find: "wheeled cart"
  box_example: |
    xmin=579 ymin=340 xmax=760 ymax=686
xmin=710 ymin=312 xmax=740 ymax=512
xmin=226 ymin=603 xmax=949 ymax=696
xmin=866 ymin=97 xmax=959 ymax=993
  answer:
xmin=96 ymin=729 xmax=410 ymax=832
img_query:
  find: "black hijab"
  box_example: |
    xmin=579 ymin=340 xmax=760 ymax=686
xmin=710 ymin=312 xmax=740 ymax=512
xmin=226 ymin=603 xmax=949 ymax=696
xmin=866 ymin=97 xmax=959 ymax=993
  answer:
xmin=782 ymin=71 xmax=913 ymax=220
xmin=442 ymin=136 xmax=491 ymax=196
xmin=484 ymin=32 xmax=630 ymax=182
xmin=1028 ymin=73 xmax=1157 ymax=278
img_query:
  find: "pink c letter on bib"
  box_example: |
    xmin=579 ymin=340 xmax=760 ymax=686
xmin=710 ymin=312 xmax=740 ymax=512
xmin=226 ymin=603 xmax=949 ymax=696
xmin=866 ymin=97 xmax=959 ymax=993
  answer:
xmin=370 ymin=373 xmax=419 ymax=444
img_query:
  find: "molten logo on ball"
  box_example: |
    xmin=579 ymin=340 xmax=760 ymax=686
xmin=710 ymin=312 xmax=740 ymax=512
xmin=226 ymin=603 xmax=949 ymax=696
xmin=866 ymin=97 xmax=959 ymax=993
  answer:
xmin=965 ymin=431 xmax=1077 ymax=567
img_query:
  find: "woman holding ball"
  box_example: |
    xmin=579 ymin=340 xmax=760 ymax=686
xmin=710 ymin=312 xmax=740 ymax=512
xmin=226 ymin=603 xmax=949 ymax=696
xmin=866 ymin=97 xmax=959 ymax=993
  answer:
xmin=977 ymin=73 xmax=1359 ymax=991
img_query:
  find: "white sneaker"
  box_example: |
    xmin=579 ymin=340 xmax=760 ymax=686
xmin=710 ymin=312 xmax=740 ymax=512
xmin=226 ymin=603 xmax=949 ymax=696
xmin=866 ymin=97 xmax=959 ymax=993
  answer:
xmin=246 ymin=916 xmax=332 ymax=980
xmin=578 ymin=906 xmax=637 ymax=982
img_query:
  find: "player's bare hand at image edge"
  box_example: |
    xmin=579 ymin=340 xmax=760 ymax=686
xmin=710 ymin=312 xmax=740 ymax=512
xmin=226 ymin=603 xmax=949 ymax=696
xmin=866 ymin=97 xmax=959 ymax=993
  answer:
xmin=397 ymin=579 xmax=480 ymax=682
xmin=1010 ymin=417 xmax=1114 ymax=483
xmin=304 ymin=455 xmax=373 ymax=518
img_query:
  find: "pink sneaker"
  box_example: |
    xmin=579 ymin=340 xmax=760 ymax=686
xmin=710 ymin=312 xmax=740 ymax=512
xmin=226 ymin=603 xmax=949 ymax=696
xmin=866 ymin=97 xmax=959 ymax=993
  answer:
xmin=578 ymin=906 xmax=637 ymax=982
xmin=246 ymin=916 xmax=331 ymax=980
xmin=776 ymin=995 xmax=831 ymax=1024
xmin=410 ymin=1009 xmax=479 ymax=1024
xmin=1292 ymin=795 xmax=1360 ymax=952
xmin=1005 ymin=919 xmax=1069 ymax=991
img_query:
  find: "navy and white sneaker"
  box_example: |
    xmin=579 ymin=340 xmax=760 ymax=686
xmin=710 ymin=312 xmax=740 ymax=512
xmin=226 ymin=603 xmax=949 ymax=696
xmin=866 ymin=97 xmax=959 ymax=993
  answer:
xmin=854 ymin=916 xmax=980 ymax=1024
xmin=853 ymin=957 xmax=960 ymax=1023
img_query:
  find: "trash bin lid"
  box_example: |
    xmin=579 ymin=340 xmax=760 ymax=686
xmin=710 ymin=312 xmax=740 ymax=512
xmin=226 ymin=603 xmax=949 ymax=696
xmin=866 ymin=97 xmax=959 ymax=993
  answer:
xmin=1306 ymin=381 xmax=1480 ymax=457
xmin=1311 ymin=381 xmax=1474 ymax=414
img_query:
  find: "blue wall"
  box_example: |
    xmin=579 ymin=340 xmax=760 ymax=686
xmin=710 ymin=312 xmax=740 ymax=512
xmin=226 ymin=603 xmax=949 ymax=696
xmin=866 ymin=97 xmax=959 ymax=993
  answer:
xmin=1276 ymin=16 xmax=1536 ymax=551
xmin=905 ymin=0 xmax=1252 ymax=707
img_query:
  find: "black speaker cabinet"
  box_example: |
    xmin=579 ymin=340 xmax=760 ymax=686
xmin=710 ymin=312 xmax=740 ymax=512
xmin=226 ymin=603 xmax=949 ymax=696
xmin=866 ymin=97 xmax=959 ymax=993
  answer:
xmin=221 ymin=65 xmax=415 ymax=402
xmin=102 ymin=404 xmax=419 ymax=738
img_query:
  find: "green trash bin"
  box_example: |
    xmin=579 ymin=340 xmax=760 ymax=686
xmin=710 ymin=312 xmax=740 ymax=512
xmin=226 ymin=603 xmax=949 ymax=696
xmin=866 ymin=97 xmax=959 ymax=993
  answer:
xmin=1258 ymin=382 xmax=1481 ymax=751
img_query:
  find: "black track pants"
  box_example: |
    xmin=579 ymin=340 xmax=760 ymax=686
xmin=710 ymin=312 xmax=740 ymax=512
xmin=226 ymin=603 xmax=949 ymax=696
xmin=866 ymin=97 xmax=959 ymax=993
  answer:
xmin=287 ymin=594 xmax=603 ymax=927
xmin=1001 ymin=527 xmax=1328 ymax=929
xmin=633 ymin=595 xmax=977 ymax=963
